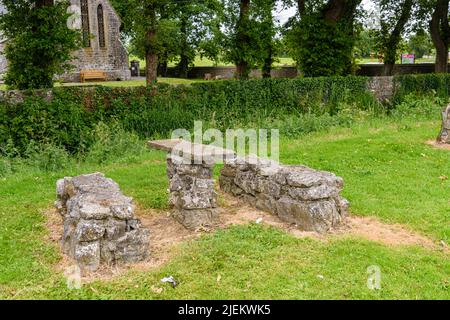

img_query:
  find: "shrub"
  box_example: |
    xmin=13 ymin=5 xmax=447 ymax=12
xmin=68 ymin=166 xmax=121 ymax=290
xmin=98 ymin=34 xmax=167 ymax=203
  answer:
xmin=0 ymin=158 xmax=12 ymax=178
xmin=23 ymin=142 xmax=71 ymax=172
xmin=391 ymin=93 xmax=446 ymax=120
xmin=84 ymin=122 xmax=147 ymax=165
xmin=393 ymin=74 xmax=450 ymax=102
xmin=0 ymin=74 xmax=448 ymax=157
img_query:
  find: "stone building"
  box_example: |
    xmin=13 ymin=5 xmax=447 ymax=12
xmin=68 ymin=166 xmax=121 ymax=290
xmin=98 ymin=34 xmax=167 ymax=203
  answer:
xmin=0 ymin=0 xmax=131 ymax=82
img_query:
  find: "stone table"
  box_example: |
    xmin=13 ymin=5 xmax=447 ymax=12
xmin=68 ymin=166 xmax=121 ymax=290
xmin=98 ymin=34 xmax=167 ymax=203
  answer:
xmin=148 ymin=139 xmax=235 ymax=230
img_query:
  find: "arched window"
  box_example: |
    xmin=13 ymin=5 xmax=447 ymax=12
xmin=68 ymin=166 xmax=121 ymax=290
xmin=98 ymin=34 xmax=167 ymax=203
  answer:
xmin=97 ymin=4 xmax=106 ymax=48
xmin=81 ymin=0 xmax=90 ymax=47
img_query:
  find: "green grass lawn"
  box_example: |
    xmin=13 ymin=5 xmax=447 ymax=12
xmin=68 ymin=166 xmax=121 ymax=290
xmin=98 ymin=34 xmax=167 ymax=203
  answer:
xmin=0 ymin=117 xmax=449 ymax=299
xmin=130 ymin=56 xmax=296 ymax=68
xmin=0 ymin=78 xmax=204 ymax=91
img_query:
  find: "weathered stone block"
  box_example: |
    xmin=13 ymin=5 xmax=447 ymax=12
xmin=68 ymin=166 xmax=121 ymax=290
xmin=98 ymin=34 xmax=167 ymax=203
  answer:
xmin=171 ymin=209 xmax=220 ymax=230
xmin=287 ymin=184 xmax=340 ymax=201
xmin=55 ymin=173 xmax=150 ymax=272
xmin=167 ymin=154 xmax=219 ymax=230
xmin=74 ymin=242 xmax=101 ymax=272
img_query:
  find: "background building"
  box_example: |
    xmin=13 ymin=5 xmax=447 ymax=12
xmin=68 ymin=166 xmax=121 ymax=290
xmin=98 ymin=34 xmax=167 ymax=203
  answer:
xmin=0 ymin=0 xmax=131 ymax=82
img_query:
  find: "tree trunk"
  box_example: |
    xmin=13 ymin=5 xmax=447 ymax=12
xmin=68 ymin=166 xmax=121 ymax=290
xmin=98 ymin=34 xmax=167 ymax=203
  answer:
xmin=236 ymin=61 xmax=249 ymax=80
xmin=297 ymin=0 xmax=305 ymax=17
xmin=323 ymin=0 xmax=348 ymax=22
xmin=178 ymin=14 xmax=190 ymax=78
xmin=430 ymin=0 xmax=450 ymax=73
xmin=382 ymin=0 xmax=413 ymax=76
xmin=145 ymin=3 xmax=158 ymax=85
xmin=235 ymin=0 xmax=250 ymax=80
xmin=262 ymin=58 xmax=272 ymax=78
xmin=437 ymin=104 xmax=450 ymax=144
xmin=36 ymin=0 xmax=54 ymax=8
xmin=322 ymin=0 xmax=362 ymax=23
xmin=146 ymin=29 xmax=158 ymax=85
xmin=262 ymin=42 xmax=273 ymax=78
xmin=383 ymin=63 xmax=395 ymax=76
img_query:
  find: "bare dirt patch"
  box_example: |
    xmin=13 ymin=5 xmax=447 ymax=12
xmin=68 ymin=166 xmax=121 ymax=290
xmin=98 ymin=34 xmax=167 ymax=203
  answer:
xmin=426 ymin=140 xmax=450 ymax=151
xmin=45 ymin=191 xmax=445 ymax=282
xmin=45 ymin=207 xmax=201 ymax=282
xmin=219 ymin=194 xmax=442 ymax=250
xmin=335 ymin=216 xmax=439 ymax=249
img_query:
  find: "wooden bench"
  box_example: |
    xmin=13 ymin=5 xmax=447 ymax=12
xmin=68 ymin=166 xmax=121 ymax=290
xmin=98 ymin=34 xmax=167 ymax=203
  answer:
xmin=80 ymin=70 xmax=107 ymax=83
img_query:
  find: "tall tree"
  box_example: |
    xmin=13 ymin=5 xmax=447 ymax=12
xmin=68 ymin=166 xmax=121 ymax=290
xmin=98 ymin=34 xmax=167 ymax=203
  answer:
xmin=111 ymin=0 xmax=222 ymax=83
xmin=376 ymin=0 xmax=415 ymax=76
xmin=174 ymin=0 xmax=223 ymax=78
xmin=257 ymin=0 xmax=279 ymax=78
xmin=408 ymin=29 xmax=433 ymax=58
xmin=0 ymin=0 xmax=81 ymax=89
xmin=430 ymin=0 xmax=450 ymax=73
xmin=110 ymin=0 xmax=170 ymax=85
xmin=222 ymin=0 xmax=281 ymax=79
xmin=288 ymin=0 xmax=362 ymax=77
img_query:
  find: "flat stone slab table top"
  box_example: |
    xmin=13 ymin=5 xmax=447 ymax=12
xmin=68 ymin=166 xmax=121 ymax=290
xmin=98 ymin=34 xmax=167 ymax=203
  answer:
xmin=148 ymin=139 xmax=236 ymax=162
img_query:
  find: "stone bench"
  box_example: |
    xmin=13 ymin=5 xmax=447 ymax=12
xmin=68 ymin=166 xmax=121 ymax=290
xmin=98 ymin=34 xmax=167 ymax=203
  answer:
xmin=148 ymin=139 xmax=348 ymax=233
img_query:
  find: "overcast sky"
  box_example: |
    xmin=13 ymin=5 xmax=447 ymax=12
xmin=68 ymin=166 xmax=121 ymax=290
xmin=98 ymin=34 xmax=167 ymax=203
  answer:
xmin=276 ymin=0 xmax=376 ymax=25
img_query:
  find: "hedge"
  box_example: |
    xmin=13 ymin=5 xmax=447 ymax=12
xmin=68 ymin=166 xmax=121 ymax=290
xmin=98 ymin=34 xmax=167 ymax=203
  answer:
xmin=1 ymin=74 xmax=448 ymax=156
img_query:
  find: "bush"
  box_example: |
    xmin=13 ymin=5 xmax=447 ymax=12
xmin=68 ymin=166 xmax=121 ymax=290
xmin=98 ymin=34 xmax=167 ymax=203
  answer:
xmin=84 ymin=122 xmax=147 ymax=165
xmin=0 ymin=158 xmax=12 ymax=178
xmin=23 ymin=142 xmax=71 ymax=172
xmin=393 ymin=74 xmax=450 ymax=102
xmin=0 ymin=74 xmax=448 ymax=158
xmin=391 ymin=93 xmax=446 ymax=120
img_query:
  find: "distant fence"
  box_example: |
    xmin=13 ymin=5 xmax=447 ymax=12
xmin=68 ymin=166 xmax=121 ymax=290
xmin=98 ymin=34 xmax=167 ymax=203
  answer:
xmin=138 ymin=63 xmax=449 ymax=79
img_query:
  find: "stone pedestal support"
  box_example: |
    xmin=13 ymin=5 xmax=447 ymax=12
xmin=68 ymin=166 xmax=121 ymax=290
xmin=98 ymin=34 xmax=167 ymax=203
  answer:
xmin=167 ymin=155 xmax=219 ymax=230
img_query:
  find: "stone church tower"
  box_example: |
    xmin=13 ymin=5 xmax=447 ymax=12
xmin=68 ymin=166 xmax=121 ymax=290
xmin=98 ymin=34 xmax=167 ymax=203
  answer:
xmin=0 ymin=0 xmax=131 ymax=82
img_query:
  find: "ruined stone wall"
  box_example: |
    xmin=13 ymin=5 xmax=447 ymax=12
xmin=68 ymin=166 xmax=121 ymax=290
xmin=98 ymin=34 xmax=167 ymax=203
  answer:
xmin=55 ymin=173 xmax=149 ymax=272
xmin=219 ymin=157 xmax=348 ymax=233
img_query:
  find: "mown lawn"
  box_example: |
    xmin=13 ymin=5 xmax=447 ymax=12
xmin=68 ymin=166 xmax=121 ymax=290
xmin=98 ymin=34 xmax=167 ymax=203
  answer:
xmin=0 ymin=78 xmax=204 ymax=91
xmin=0 ymin=119 xmax=449 ymax=299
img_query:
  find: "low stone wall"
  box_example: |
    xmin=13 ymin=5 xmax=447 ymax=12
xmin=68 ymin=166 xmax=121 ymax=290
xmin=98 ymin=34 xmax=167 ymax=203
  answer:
xmin=167 ymin=155 xmax=220 ymax=230
xmin=219 ymin=157 xmax=348 ymax=233
xmin=159 ymin=66 xmax=299 ymax=79
xmin=55 ymin=173 xmax=150 ymax=272
xmin=151 ymin=63 xmax=448 ymax=80
xmin=356 ymin=63 xmax=450 ymax=76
